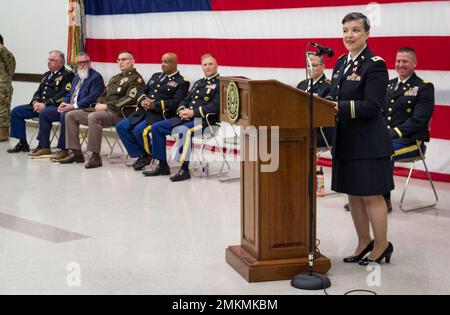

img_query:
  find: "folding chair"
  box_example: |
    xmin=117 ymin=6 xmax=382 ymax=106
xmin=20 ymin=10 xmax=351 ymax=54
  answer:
xmin=316 ymin=127 xmax=336 ymax=197
xmin=397 ymin=141 xmax=439 ymax=213
xmin=218 ymin=123 xmax=239 ymax=182
xmin=168 ymin=113 xmax=228 ymax=177
xmin=27 ymin=117 xmax=59 ymax=148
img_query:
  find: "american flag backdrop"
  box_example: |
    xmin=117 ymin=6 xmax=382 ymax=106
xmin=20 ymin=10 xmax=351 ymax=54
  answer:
xmin=84 ymin=0 xmax=450 ymax=182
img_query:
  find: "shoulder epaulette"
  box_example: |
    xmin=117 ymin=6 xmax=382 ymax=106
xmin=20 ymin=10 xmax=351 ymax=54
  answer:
xmin=371 ymin=56 xmax=385 ymax=62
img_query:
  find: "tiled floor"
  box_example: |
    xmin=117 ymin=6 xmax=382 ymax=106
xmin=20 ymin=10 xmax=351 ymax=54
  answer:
xmin=0 ymin=135 xmax=449 ymax=295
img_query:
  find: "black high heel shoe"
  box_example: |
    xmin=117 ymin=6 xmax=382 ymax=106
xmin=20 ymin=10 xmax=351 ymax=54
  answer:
xmin=343 ymin=240 xmax=374 ymax=263
xmin=359 ymin=242 xmax=394 ymax=266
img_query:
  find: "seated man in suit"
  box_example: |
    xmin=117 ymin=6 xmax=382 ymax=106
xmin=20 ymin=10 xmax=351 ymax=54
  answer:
xmin=49 ymin=52 xmax=105 ymax=162
xmin=143 ymin=53 xmax=220 ymax=182
xmin=116 ymin=52 xmax=190 ymax=171
xmin=60 ymin=51 xmax=144 ymax=169
xmin=7 ymin=50 xmax=74 ymax=157
xmin=383 ymin=47 xmax=435 ymax=208
xmin=297 ymin=53 xmax=332 ymax=147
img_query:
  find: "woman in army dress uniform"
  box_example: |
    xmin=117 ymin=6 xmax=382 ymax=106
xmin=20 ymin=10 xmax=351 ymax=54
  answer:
xmin=328 ymin=13 xmax=394 ymax=265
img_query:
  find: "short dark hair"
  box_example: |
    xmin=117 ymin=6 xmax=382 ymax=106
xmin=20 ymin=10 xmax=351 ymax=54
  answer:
xmin=308 ymin=52 xmax=325 ymax=65
xmin=118 ymin=50 xmax=134 ymax=58
xmin=398 ymin=47 xmax=416 ymax=55
xmin=342 ymin=12 xmax=371 ymax=32
xmin=398 ymin=47 xmax=417 ymax=61
xmin=0 ymin=34 xmax=3 ymax=45
xmin=77 ymin=51 xmax=90 ymax=58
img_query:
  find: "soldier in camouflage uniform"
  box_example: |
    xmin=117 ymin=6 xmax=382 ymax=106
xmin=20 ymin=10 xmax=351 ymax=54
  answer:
xmin=0 ymin=34 xmax=16 ymax=142
xmin=61 ymin=51 xmax=144 ymax=169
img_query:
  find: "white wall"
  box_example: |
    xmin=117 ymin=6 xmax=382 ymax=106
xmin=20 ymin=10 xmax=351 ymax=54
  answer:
xmin=0 ymin=0 xmax=68 ymax=106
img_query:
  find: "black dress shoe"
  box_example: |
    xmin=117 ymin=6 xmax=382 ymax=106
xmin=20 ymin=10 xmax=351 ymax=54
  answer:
xmin=343 ymin=240 xmax=374 ymax=263
xmin=143 ymin=165 xmax=170 ymax=177
xmin=170 ymin=168 xmax=191 ymax=182
xmin=359 ymin=242 xmax=393 ymax=266
xmin=133 ymin=155 xmax=152 ymax=171
xmin=7 ymin=142 xmax=30 ymax=153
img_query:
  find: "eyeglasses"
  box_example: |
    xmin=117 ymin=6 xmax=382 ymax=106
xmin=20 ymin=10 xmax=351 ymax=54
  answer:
xmin=48 ymin=58 xmax=60 ymax=62
xmin=77 ymin=60 xmax=90 ymax=66
xmin=308 ymin=63 xmax=324 ymax=68
xmin=117 ymin=58 xmax=132 ymax=63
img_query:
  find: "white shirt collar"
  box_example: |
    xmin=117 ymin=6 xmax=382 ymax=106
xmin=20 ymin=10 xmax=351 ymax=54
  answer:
xmin=313 ymin=74 xmax=325 ymax=86
xmin=167 ymin=70 xmax=179 ymax=78
xmin=348 ymin=44 xmax=367 ymax=63
xmin=398 ymin=75 xmax=412 ymax=85
xmin=205 ymin=73 xmax=219 ymax=80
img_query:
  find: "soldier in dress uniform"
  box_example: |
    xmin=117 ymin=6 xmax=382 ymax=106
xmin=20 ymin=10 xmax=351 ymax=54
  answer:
xmin=328 ymin=13 xmax=394 ymax=266
xmin=296 ymin=53 xmax=332 ymax=147
xmin=60 ymin=51 xmax=144 ymax=169
xmin=7 ymin=50 xmax=74 ymax=157
xmin=116 ymin=53 xmax=190 ymax=170
xmin=0 ymin=34 xmax=16 ymax=142
xmin=382 ymin=47 xmax=435 ymax=207
xmin=143 ymin=53 xmax=220 ymax=182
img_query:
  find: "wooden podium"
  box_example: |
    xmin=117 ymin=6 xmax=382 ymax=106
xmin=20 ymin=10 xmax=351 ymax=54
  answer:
xmin=220 ymin=77 xmax=336 ymax=282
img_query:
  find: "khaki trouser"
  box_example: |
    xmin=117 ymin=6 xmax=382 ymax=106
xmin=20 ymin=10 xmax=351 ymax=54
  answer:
xmin=65 ymin=110 xmax=122 ymax=154
xmin=0 ymin=82 xmax=13 ymax=128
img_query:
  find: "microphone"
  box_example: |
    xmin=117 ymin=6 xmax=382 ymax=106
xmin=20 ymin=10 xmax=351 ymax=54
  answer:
xmin=310 ymin=42 xmax=334 ymax=57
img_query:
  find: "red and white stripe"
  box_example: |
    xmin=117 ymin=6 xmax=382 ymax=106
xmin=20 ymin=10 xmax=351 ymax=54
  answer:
xmin=86 ymin=0 xmax=450 ymax=181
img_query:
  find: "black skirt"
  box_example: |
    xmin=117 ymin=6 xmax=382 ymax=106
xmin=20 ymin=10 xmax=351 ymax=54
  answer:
xmin=332 ymin=157 xmax=394 ymax=196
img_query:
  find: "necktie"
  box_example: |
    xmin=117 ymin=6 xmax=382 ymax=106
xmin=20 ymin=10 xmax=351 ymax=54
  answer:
xmin=395 ymin=81 xmax=404 ymax=91
xmin=344 ymin=59 xmax=354 ymax=74
xmin=70 ymin=79 xmax=83 ymax=104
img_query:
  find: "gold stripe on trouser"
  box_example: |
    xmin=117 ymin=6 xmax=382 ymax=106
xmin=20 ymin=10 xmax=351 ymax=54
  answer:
xmin=179 ymin=124 xmax=203 ymax=165
xmin=142 ymin=125 xmax=152 ymax=155
xmin=350 ymin=100 xmax=356 ymax=119
xmin=393 ymin=141 xmax=421 ymax=157
xmin=394 ymin=127 xmax=403 ymax=138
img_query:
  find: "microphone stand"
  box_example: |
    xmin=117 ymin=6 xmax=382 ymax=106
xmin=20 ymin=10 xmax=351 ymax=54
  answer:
xmin=291 ymin=45 xmax=331 ymax=290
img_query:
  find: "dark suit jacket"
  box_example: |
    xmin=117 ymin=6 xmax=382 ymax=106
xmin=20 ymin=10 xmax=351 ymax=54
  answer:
xmin=169 ymin=74 xmax=220 ymax=128
xmin=328 ymin=46 xmax=393 ymax=159
xmin=383 ymin=73 xmax=435 ymax=143
xmin=31 ymin=67 xmax=74 ymax=106
xmin=297 ymin=74 xmax=333 ymax=146
xmin=128 ymin=71 xmax=190 ymax=126
xmin=296 ymin=74 xmax=331 ymax=97
xmin=63 ymin=68 xmax=105 ymax=109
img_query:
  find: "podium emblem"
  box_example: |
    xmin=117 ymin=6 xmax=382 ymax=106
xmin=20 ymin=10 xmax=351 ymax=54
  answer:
xmin=227 ymin=81 xmax=240 ymax=123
